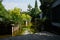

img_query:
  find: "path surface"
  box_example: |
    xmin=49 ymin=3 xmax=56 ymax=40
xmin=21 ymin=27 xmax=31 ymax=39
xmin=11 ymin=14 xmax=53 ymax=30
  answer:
xmin=0 ymin=31 xmax=60 ymax=40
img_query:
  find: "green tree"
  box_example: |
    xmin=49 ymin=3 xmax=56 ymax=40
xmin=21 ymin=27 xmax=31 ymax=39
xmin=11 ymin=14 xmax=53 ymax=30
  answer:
xmin=34 ymin=0 xmax=40 ymax=16
xmin=9 ymin=7 xmax=22 ymax=24
xmin=28 ymin=4 xmax=32 ymax=11
xmin=27 ymin=0 xmax=42 ymax=32
xmin=0 ymin=0 xmax=10 ymax=22
xmin=21 ymin=14 xmax=27 ymax=21
xmin=21 ymin=13 xmax=31 ymax=22
xmin=21 ymin=13 xmax=31 ymax=26
xmin=29 ymin=0 xmax=41 ymax=22
xmin=0 ymin=0 xmax=9 ymax=19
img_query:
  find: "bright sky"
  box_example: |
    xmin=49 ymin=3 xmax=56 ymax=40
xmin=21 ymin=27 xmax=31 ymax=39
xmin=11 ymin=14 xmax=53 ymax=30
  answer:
xmin=2 ymin=0 xmax=41 ymax=11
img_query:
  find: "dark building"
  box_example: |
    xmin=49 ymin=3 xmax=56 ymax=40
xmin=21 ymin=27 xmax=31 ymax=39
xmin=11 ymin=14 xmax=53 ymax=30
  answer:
xmin=39 ymin=0 xmax=60 ymax=35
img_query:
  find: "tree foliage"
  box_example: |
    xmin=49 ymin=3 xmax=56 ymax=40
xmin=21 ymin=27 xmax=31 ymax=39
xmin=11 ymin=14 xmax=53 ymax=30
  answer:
xmin=0 ymin=1 xmax=9 ymax=21
xmin=8 ymin=7 xmax=22 ymax=24
xmin=21 ymin=13 xmax=31 ymax=21
xmin=28 ymin=0 xmax=41 ymax=18
xmin=28 ymin=4 xmax=32 ymax=11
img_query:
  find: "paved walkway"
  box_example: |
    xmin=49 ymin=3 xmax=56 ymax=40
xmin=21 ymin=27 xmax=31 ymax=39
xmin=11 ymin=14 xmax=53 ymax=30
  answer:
xmin=0 ymin=31 xmax=60 ymax=40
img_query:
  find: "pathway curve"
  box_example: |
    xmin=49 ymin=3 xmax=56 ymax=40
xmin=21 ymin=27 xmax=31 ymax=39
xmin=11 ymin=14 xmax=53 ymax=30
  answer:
xmin=0 ymin=31 xmax=60 ymax=40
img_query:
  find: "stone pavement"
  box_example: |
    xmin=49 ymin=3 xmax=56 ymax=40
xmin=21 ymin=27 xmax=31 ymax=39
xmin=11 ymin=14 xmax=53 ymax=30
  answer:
xmin=0 ymin=31 xmax=60 ymax=40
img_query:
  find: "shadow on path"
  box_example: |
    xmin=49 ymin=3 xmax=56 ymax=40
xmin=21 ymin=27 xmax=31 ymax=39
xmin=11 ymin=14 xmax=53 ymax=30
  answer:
xmin=0 ymin=32 xmax=60 ymax=40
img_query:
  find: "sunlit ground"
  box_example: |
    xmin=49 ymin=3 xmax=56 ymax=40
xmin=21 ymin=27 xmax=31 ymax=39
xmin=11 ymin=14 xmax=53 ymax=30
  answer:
xmin=13 ymin=27 xmax=34 ymax=36
xmin=21 ymin=28 xmax=33 ymax=35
